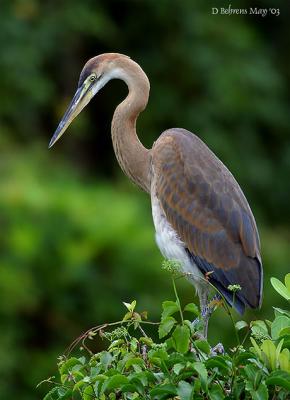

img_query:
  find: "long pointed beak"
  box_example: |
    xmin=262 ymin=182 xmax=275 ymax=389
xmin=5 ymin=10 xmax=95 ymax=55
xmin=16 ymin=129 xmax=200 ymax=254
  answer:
xmin=49 ymin=84 xmax=93 ymax=148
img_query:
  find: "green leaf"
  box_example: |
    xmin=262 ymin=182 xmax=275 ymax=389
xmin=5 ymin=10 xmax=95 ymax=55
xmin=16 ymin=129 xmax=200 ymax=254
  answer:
xmin=73 ymin=380 xmax=87 ymax=392
xmin=253 ymin=370 xmax=263 ymax=390
xmin=279 ymin=348 xmax=290 ymax=372
xmin=125 ymin=357 xmax=145 ymax=372
xmin=194 ymin=339 xmax=211 ymax=355
xmin=99 ymin=351 xmax=113 ymax=370
xmin=280 ymin=334 xmax=290 ymax=350
xmin=108 ymin=339 xmax=124 ymax=351
xmin=43 ymin=387 xmax=72 ymax=400
xmin=83 ymin=385 xmax=94 ymax=400
xmin=102 ymin=374 xmax=129 ymax=393
xmin=119 ymin=383 xmax=139 ymax=394
xmin=193 ymin=361 xmax=208 ymax=392
xmin=261 ymin=340 xmax=277 ymax=370
xmin=161 ymin=300 xmax=179 ymax=320
xmin=265 ymin=320 xmax=272 ymax=329
xmin=165 ymin=336 xmax=175 ymax=350
xmin=193 ymin=379 xmax=201 ymax=394
xmin=92 ymin=375 xmax=107 ymax=396
xmin=244 ymin=364 xmax=259 ymax=382
xmin=276 ymin=339 xmax=284 ymax=363
xmin=105 ymin=368 xmax=121 ymax=377
xmin=252 ymin=382 xmax=268 ymax=400
xmin=184 ymin=319 xmax=194 ymax=333
xmin=271 ymin=277 xmax=290 ymax=301
xmin=139 ymin=336 xmax=153 ymax=346
xmin=250 ymin=337 xmax=262 ymax=359
xmin=123 ymin=300 xmax=136 ymax=312
xmin=266 ymin=370 xmax=290 ymax=390
xmin=245 ymin=378 xmax=254 ymax=392
xmin=43 ymin=387 xmax=60 ymax=400
xmin=206 ymin=356 xmax=231 ymax=373
xmin=130 ymin=337 xmax=138 ymax=352
xmin=271 ymin=316 xmax=290 ymax=340
xmin=59 ymin=357 xmax=83 ymax=376
xmin=209 ymin=384 xmax=225 ymax=400
xmin=173 ymin=362 xmax=185 ymax=375
xmin=158 ymin=316 xmax=176 ymax=339
xmin=235 ymin=320 xmax=248 ymax=331
xmin=234 ymin=351 xmax=255 ymax=366
xmin=129 ymin=371 xmax=154 ymax=394
xmin=280 ymin=327 xmax=290 ymax=337
xmin=285 ymin=273 xmax=290 ymax=291
xmin=177 ymin=381 xmax=194 ymax=400
xmin=150 ymin=384 xmax=177 ymax=397
xmin=122 ymin=312 xmax=133 ymax=321
xmin=184 ymin=302 xmax=199 ymax=316
xmin=251 ymin=320 xmax=269 ymax=338
xmin=59 ymin=357 xmax=84 ymax=384
xmin=172 ymin=325 xmax=190 ymax=354
xmin=273 ymin=307 xmax=290 ymax=318
xmin=148 ymin=348 xmax=168 ymax=367
xmin=232 ymin=381 xmax=244 ymax=400
xmin=127 ymin=378 xmax=145 ymax=396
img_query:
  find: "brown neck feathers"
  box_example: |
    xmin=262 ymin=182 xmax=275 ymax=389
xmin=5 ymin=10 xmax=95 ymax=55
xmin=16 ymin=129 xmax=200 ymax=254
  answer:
xmin=111 ymin=58 xmax=151 ymax=192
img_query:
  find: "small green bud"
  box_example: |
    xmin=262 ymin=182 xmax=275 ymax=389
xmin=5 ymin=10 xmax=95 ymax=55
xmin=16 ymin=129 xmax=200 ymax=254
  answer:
xmin=161 ymin=259 xmax=182 ymax=276
xmin=227 ymin=284 xmax=242 ymax=292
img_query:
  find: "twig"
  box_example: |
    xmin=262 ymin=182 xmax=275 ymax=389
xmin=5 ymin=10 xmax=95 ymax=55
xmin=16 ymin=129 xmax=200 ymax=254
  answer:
xmin=172 ymin=276 xmax=184 ymax=324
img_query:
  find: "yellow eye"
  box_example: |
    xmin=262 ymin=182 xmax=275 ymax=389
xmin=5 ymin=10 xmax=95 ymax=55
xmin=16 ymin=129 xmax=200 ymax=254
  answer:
xmin=89 ymin=74 xmax=96 ymax=82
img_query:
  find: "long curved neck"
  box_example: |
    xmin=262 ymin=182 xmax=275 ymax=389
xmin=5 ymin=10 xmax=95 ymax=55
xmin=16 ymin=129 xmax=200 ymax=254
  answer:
xmin=111 ymin=59 xmax=151 ymax=192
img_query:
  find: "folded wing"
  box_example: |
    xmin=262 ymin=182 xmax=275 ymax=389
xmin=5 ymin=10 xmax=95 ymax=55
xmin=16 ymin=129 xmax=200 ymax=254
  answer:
xmin=152 ymin=128 xmax=263 ymax=313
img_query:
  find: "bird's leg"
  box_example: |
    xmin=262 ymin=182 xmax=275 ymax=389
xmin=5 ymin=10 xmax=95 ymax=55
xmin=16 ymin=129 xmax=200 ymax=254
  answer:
xmin=193 ymin=291 xmax=220 ymax=338
xmin=191 ymin=287 xmax=210 ymax=338
xmin=203 ymin=293 xmax=225 ymax=355
xmin=200 ymin=289 xmax=210 ymax=339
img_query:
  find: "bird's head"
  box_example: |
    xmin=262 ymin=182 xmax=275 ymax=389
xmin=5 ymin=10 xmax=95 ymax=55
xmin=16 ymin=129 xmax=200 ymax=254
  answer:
xmin=49 ymin=53 xmax=131 ymax=148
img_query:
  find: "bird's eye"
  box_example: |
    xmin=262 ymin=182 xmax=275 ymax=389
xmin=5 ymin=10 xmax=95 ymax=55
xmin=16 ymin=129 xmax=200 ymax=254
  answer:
xmin=89 ymin=74 xmax=96 ymax=82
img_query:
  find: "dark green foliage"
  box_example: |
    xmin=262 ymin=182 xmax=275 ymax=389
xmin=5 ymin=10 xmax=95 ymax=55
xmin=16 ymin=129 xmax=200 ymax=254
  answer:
xmin=40 ymin=274 xmax=290 ymax=399
xmin=1 ymin=0 xmax=289 ymax=225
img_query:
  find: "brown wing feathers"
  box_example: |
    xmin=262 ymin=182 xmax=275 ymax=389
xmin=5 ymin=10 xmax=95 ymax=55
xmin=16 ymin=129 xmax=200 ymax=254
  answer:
xmin=153 ymin=128 xmax=262 ymax=312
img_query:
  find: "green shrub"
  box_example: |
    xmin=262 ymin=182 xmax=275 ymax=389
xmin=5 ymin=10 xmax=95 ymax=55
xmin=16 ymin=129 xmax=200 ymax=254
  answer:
xmin=40 ymin=271 xmax=290 ymax=399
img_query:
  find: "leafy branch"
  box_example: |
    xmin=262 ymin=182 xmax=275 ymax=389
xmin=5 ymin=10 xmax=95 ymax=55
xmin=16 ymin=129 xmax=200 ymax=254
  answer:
xmin=40 ymin=268 xmax=290 ymax=400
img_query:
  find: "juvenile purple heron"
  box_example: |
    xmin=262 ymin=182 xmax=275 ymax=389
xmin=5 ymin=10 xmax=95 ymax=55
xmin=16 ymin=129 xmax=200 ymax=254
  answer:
xmin=50 ymin=53 xmax=263 ymax=336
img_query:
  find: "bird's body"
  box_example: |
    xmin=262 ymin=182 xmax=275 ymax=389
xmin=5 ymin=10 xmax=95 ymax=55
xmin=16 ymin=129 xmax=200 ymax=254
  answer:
xmin=50 ymin=53 xmax=263 ymax=335
xmin=151 ymin=129 xmax=262 ymax=315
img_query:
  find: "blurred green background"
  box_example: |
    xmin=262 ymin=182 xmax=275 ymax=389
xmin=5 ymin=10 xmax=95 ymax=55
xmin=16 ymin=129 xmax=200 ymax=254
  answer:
xmin=0 ymin=0 xmax=289 ymax=398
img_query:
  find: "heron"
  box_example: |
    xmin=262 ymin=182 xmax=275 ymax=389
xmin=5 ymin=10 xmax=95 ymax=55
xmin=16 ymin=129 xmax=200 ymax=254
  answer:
xmin=49 ymin=53 xmax=263 ymax=337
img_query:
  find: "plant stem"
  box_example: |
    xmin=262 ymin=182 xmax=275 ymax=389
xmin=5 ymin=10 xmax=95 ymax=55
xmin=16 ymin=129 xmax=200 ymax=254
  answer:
xmin=138 ymin=324 xmax=148 ymax=337
xmin=228 ymin=309 xmax=240 ymax=346
xmin=172 ymin=276 xmax=184 ymax=324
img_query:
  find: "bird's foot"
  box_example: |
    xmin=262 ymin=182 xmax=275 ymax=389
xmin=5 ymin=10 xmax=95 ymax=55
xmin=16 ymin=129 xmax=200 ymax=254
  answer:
xmin=193 ymin=294 xmax=222 ymax=339
xmin=210 ymin=342 xmax=225 ymax=356
xmin=193 ymin=330 xmax=206 ymax=341
xmin=191 ymin=321 xmax=224 ymax=356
